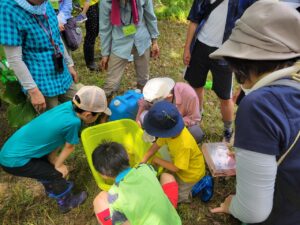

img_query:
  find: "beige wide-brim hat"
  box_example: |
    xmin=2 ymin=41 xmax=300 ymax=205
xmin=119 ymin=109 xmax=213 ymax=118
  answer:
xmin=210 ymin=0 xmax=300 ymax=60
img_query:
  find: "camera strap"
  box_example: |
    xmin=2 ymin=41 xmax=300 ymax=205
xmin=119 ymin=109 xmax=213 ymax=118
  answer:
xmin=33 ymin=14 xmax=60 ymax=54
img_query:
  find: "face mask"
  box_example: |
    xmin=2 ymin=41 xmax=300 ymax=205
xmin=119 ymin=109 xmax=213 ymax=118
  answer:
xmin=240 ymin=84 xmax=252 ymax=96
xmin=15 ymin=0 xmax=48 ymax=15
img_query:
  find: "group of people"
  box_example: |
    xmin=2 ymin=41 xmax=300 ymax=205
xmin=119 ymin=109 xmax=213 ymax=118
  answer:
xmin=0 ymin=0 xmax=300 ymax=224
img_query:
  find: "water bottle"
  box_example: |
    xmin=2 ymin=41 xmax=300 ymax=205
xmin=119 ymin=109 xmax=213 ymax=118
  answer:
xmin=109 ymin=89 xmax=143 ymax=121
xmin=191 ymin=175 xmax=214 ymax=202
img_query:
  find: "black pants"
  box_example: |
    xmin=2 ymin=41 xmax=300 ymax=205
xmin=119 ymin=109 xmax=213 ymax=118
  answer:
xmin=2 ymin=157 xmax=68 ymax=196
xmin=84 ymin=3 xmax=99 ymax=66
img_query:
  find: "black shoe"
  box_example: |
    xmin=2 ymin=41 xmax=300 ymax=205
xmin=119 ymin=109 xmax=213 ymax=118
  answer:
xmin=87 ymin=63 xmax=99 ymax=71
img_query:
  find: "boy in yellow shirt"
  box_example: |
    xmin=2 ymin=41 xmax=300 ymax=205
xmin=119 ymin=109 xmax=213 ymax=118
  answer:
xmin=141 ymin=101 xmax=206 ymax=203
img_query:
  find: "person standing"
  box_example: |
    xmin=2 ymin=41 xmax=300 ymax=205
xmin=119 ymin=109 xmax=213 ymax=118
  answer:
xmin=99 ymin=0 xmax=159 ymax=97
xmin=183 ymin=0 xmax=256 ymax=142
xmin=210 ymin=1 xmax=300 ymax=224
xmin=0 ymin=0 xmax=79 ymax=112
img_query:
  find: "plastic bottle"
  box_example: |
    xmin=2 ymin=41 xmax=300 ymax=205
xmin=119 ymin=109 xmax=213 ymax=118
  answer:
xmin=109 ymin=90 xmax=143 ymax=121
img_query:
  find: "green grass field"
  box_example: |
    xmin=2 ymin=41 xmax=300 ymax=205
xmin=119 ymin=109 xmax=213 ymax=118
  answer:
xmin=0 ymin=21 xmax=239 ymax=225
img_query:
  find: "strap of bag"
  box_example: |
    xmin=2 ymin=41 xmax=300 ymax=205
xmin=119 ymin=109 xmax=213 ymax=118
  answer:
xmin=190 ymin=0 xmax=224 ymax=53
xmin=277 ymin=131 xmax=300 ymax=166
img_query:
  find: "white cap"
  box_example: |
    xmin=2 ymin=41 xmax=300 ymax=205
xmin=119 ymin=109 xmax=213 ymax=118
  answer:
xmin=143 ymin=77 xmax=175 ymax=102
xmin=73 ymin=86 xmax=112 ymax=115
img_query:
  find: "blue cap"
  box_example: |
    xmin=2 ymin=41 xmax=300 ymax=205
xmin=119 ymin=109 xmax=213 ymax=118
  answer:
xmin=143 ymin=101 xmax=184 ymax=138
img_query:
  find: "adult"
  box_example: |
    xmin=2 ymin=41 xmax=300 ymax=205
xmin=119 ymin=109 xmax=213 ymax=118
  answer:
xmin=79 ymin=0 xmax=100 ymax=71
xmin=0 ymin=0 xmax=78 ymax=112
xmin=99 ymin=0 xmax=159 ymax=97
xmin=210 ymin=1 xmax=300 ymax=224
xmin=183 ymin=0 xmax=256 ymax=142
xmin=137 ymin=77 xmax=204 ymax=143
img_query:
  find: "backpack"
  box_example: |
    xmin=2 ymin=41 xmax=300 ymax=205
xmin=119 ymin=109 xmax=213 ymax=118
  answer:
xmin=62 ymin=18 xmax=82 ymax=51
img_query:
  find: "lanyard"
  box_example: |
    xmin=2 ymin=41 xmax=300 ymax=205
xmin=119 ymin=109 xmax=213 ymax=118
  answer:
xmin=33 ymin=14 xmax=59 ymax=53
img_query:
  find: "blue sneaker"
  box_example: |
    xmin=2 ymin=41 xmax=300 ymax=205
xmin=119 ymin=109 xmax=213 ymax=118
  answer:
xmin=75 ymin=14 xmax=87 ymax=24
xmin=191 ymin=175 xmax=214 ymax=202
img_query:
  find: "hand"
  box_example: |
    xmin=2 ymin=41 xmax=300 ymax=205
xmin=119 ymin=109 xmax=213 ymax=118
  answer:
xmin=100 ymin=56 xmax=109 ymax=71
xmin=136 ymin=119 xmax=142 ymax=127
xmin=183 ymin=48 xmax=191 ymax=66
xmin=151 ymin=42 xmax=160 ymax=59
xmin=152 ymin=157 xmax=159 ymax=166
xmin=59 ymin=23 xmax=65 ymax=32
xmin=68 ymin=66 xmax=79 ymax=83
xmin=210 ymin=195 xmax=234 ymax=214
xmin=55 ymin=164 xmax=69 ymax=178
xmin=28 ymin=87 xmax=46 ymax=113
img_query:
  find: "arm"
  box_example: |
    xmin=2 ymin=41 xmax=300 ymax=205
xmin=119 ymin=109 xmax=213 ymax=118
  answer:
xmin=4 ymin=45 xmax=46 ymax=112
xmin=99 ymin=0 xmax=113 ymax=69
xmin=81 ymin=0 xmax=91 ymax=15
xmin=152 ymin=157 xmax=179 ymax=173
xmin=54 ymin=142 xmax=75 ymax=169
xmin=211 ymin=148 xmax=276 ymax=223
xmin=141 ymin=142 xmax=160 ymax=163
xmin=57 ymin=0 xmax=73 ymax=25
xmin=182 ymin=95 xmax=200 ymax=126
xmin=143 ymin=0 xmax=160 ymax=58
xmin=183 ymin=22 xmax=197 ymax=66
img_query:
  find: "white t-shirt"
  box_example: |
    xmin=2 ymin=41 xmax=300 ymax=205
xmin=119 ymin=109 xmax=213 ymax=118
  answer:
xmin=197 ymin=0 xmax=229 ymax=48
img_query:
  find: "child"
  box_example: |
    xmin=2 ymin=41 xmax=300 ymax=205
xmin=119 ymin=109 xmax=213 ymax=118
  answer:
xmin=92 ymin=141 xmax=181 ymax=225
xmin=136 ymin=77 xmax=204 ymax=143
xmin=0 ymin=86 xmax=111 ymax=213
xmin=141 ymin=101 xmax=206 ymax=203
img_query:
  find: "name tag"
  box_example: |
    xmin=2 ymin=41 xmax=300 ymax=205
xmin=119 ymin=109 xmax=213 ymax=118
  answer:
xmin=122 ymin=24 xmax=137 ymax=36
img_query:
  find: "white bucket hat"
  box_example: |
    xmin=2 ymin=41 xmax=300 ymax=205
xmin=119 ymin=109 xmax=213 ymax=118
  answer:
xmin=143 ymin=77 xmax=175 ymax=102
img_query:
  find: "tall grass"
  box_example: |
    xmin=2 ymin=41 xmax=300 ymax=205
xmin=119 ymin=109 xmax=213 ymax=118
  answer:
xmin=154 ymin=0 xmax=194 ymax=21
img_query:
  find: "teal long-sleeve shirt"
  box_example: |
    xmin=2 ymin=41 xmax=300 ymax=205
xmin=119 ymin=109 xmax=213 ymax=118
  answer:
xmin=99 ymin=0 xmax=159 ymax=60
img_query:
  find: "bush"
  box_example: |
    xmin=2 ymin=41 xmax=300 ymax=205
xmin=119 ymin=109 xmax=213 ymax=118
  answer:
xmin=154 ymin=0 xmax=193 ymax=21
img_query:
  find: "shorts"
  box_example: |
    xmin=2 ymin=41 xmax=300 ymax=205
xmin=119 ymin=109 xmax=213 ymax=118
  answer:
xmin=162 ymin=181 xmax=179 ymax=208
xmin=176 ymin=176 xmax=197 ymax=203
xmin=184 ymin=40 xmax=233 ymax=100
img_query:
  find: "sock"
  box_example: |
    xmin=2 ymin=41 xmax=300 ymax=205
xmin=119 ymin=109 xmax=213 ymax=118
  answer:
xmin=223 ymin=121 xmax=233 ymax=132
xmin=96 ymin=208 xmax=112 ymax=225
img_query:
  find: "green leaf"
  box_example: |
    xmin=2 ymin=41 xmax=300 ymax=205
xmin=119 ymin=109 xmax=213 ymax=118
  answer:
xmin=2 ymin=81 xmax=26 ymax=105
xmin=7 ymin=101 xmax=36 ymax=128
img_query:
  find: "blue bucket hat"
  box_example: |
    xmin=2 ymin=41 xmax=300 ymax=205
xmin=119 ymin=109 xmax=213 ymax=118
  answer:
xmin=143 ymin=101 xmax=184 ymax=138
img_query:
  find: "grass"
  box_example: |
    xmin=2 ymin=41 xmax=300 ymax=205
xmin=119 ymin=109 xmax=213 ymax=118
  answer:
xmin=0 ymin=21 xmax=239 ymax=225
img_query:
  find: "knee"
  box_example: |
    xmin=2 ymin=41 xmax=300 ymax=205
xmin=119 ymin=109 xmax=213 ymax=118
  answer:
xmin=160 ymin=173 xmax=176 ymax=185
xmin=93 ymin=191 xmax=108 ymax=210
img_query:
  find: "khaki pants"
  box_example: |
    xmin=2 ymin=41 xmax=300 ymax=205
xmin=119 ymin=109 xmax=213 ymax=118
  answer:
xmin=45 ymin=83 xmax=83 ymax=110
xmin=103 ymin=47 xmax=150 ymax=96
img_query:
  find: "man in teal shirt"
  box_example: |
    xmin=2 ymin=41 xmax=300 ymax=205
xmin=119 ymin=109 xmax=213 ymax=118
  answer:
xmin=0 ymin=86 xmax=111 ymax=213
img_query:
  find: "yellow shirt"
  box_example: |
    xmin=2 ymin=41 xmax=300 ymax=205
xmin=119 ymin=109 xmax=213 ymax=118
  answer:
xmin=156 ymin=127 xmax=205 ymax=183
xmin=80 ymin=0 xmax=99 ymax=7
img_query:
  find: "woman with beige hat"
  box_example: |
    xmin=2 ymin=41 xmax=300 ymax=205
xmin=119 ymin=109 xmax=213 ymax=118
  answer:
xmin=210 ymin=1 xmax=300 ymax=224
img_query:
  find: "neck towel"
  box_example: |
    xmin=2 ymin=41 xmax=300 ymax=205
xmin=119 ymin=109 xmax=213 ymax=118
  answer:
xmin=111 ymin=0 xmax=139 ymax=26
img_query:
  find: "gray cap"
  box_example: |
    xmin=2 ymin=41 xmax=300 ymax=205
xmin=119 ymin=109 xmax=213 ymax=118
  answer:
xmin=210 ymin=0 xmax=300 ymax=60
